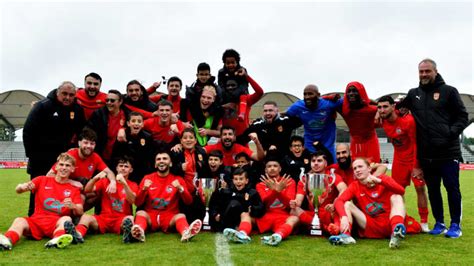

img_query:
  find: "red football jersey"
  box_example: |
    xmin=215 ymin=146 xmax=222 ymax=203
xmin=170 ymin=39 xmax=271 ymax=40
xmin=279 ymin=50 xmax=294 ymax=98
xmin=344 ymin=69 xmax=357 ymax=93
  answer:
xmin=205 ymin=142 xmax=253 ymax=167
xmin=76 ymin=89 xmax=107 ymax=120
xmin=257 ymin=177 xmax=296 ymax=215
xmin=94 ymin=178 xmax=138 ymax=216
xmin=335 ymin=174 xmax=405 ymax=219
xmin=382 ymin=114 xmax=418 ymax=168
xmin=31 ymin=176 xmax=82 ymax=217
xmin=331 ymin=164 xmax=356 ymax=186
xmin=143 ymin=118 xmax=184 ymax=143
xmin=51 ymin=148 xmax=108 ymax=180
xmin=135 ymin=172 xmax=192 ymax=214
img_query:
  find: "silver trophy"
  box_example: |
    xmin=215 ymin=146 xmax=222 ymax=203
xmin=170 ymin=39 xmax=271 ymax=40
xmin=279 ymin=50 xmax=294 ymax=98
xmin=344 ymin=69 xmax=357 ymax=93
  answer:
xmin=200 ymin=177 xmax=217 ymax=231
xmin=301 ymin=168 xmax=336 ymax=236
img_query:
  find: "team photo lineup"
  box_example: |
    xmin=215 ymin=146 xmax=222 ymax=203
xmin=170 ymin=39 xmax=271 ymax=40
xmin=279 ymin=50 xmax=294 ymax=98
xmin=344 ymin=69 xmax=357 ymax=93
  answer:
xmin=0 ymin=49 xmax=469 ymax=251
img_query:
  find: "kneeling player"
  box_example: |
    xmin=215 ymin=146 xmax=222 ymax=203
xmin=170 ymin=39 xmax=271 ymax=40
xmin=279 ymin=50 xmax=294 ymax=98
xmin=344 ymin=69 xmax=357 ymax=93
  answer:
xmin=220 ymin=168 xmax=265 ymax=243
xmin=131 ymin=151 xmax=202 ymax=242
xmin=74 ymin=156 xmax=138 ymax=243
xmin=330 ymin=158 xmax=407 ymax=248
xmin=0 ymin=153 xmax=83 ymax=250
xmin=226 ymin=156 xmax=298 ymax=246
xmin=290 ymin=151 xmax=347 ymax=235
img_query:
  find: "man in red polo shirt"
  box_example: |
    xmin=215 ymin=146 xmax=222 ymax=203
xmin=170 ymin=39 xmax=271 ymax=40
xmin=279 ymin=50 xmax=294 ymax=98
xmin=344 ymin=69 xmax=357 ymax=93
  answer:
xmin=205 ymin=126 xmax=264 ymax=167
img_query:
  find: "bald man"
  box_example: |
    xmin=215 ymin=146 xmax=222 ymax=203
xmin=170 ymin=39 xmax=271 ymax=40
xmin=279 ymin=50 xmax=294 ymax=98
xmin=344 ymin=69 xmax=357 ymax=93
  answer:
xmin=285 ymin=85 xmax=342 ymax=160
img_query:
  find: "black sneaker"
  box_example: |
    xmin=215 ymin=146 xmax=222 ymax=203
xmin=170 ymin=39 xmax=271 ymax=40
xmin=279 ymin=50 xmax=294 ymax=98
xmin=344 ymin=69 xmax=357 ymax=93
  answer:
xmin=121 ymin=218 xmax=134 ymax=243
xmin=64 ymin=220 xmax=84 ymax=244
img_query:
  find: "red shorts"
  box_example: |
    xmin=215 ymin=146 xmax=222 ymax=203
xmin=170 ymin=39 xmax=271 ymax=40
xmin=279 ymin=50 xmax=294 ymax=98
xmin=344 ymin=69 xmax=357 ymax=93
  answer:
xmin=255 ymin=211 xmax=290 ymax=233
xmin=351 ymin=136 xmax=380 ymax=164
xmin=359 ymin=214 xmax=391 ymax=238
xmin=94 ymin=214 xmax=126 ymax=234
xmin=392 ymin=162 xmax=425 ymax=188
xmin=318 ymin=206 xmax=339 ymax=228
xmin=148 ymin=211 xmax=177 ymax=233
xmin=25 ymin=215 xmax=61 ymax=240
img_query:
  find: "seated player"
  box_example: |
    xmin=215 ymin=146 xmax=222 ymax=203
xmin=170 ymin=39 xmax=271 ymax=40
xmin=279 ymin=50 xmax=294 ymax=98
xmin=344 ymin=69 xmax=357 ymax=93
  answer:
xmin=130 ymin=151 xmax=202 ymax=242
xmin=74 ymin=156 xmax=138 ymax=243
xmin=225 ymin=155 xmax=298 ymax=246
xmin=0 ymin=153 xmax=83 ymax=250
xmin=290 ymin=151 xmax=347 ymax=235
xmin=330 ymin=158 xmax=407 ymax=249
xmin=216 ymin=168 xmax=264 ymax=239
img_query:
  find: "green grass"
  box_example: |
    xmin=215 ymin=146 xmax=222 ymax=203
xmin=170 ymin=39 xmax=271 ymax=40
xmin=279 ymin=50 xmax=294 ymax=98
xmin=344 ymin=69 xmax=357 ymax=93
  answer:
xmin=1 ymin=169 xmax=473 ymax=265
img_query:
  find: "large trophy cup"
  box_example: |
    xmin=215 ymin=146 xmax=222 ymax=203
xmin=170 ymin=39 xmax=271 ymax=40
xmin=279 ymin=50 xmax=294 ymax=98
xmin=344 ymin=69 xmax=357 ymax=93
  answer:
xmin=200 ymin=177 xmax=217 ymax=231
xmin=301 ymin=168 xmax=336 ymax=236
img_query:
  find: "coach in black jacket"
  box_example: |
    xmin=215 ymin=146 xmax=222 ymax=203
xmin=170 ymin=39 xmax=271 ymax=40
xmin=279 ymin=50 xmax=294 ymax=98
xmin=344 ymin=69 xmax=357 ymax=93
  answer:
xmin=400 ymin=58 xmax=468 ymax=238
xmin=23 ymin=81 xmax=86 ymax=216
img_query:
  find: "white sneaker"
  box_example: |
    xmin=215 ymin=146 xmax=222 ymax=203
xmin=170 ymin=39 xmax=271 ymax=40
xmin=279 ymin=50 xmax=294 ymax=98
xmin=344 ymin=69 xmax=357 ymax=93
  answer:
xmin=0 ymin=234 xmax=12 ymax=251
xmin=131 ymin=225 xmax=146 ymax=242
xmin=328 ymin=234 xmax=356 ymax=245
xmin=44 ymin=234 xmax=73 ymax=249
xmin=420 ymin=223 xmax=430 ymax=233
xmin=181 ymin=219 xmax=202 ymax=242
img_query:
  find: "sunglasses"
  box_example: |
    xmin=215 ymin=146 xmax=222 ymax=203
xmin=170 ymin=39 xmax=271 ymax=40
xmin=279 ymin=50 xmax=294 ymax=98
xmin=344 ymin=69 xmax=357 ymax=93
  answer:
xmin=106 ymin=98 xmax=117 ymax=103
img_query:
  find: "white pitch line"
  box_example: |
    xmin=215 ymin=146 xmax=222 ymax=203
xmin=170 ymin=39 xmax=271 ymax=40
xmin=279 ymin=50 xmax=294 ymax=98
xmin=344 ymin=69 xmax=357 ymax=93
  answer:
xmin=215 ymin=234 xmax=233 ymax=266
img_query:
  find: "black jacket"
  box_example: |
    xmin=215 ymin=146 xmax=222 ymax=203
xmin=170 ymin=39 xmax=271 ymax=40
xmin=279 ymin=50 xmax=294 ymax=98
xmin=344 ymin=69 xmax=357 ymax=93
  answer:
xmin=111 ymin=129 xmax=156 ymax=184
xmin=23 ymin=89 xmax=86 ymax=176
xmin=218 ymin=186 xmax=265 ymax=218
xmin=400 ymin=74 xmax=468 ymax=162
xmin=237 ymin=115 xmax=301 ymax=155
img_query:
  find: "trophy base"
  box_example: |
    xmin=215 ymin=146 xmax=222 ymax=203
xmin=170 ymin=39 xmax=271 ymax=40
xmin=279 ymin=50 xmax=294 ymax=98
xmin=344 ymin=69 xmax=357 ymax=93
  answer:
xmin=309 ymin=229 xmax=323 ymax=236
xmin=202 ymin=209 xmax=211 ymax=231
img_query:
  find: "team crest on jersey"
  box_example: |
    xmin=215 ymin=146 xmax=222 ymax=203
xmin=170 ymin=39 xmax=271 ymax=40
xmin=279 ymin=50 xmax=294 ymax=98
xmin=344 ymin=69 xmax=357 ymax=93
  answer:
xmin=70 ymin=112 xmax=75 ymax=120
xmin=304 ymin=159 xmax=309 ymax=164
xmin=88 ymin=164 xmax=94 ymax=172
xmin=433 ymin=92 xmax=440 ymax=101
xmin=278 ymin=126 xmax=283 ymax=132
xmin=140 ymin=138 xmax=145 ymax=146
xmin=198 ymin=154 xmax=203 ymax=162
xmin=166 ymin=186 xmax=173 ymax=193
xmin=245 ymin=193 xmax=249 ymax=201
xmin=64 ymin=189 xmax=71 ymax=197
xmin=120 ymin=119 xmax=125 ymax=126
xmin=396 ymin=128 xmax=402 ymax=135
xmin=96 ymin=99 xmax=103 ymax=104
xmin=371 ymin=192 xmax=379 ymax=198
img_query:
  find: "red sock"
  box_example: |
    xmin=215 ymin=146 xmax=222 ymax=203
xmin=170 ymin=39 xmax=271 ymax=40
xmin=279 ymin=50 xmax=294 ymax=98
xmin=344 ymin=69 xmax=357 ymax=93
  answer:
xmin=76 ymin=224 xmax=88 ymax=237
xmin=275 ymin=224 xmax=293 ymax=239
xmin=342 ymin=222 xmax=352 ymax=235
xmin=53 ymin=229 xmax=65 ymax=238
xmin=299 ymin=211 xmax=314 ymax=225
xmin=5 ymin=231 xmax=20 ymax=245
xmin=175 ymin=217 xmax=188 ymax=235
xmin=390 ymin=215 xmax=404 ymax=231
xmin=418 ymin=207 xmax=429 ymax=223
xmin=238 ymin=221 xmax=252 ymax=235
xmin=134 ymin=215 xmax=148 ymax=232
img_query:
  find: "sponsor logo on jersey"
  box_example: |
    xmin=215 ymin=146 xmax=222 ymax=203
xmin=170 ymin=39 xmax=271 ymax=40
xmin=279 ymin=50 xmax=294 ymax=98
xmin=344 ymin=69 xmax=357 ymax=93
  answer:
xmin=151 ymin=198 xmax=170 ymax=210
xmin=365 ymin=202 xmax=385 ymax=217
xmin=43 ymin=198 xmax=64 ymax=214
xmin=111 ymin=198 xmax=125 ymax=212
xmin=270 ymin=199 xmax=284 ymax=209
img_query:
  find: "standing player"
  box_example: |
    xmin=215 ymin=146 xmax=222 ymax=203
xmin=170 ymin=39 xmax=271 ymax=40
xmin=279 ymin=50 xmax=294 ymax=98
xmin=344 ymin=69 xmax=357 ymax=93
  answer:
xmin=330 ymin=158 xmax=406 ymax=249
xmin=0 ymin=153 xmax=83 ymax=250
xmin=76 ymin=72 xmax=107 ymax=120
xmin=130 ymin=151 xmax=202 ymax=242
xmin=74 ymin=156 xmax=138 ymax=243
xmin=377 ymin=95 xmax=430 ymax=232
xmin=339 ymin=81 xmax=380 ymax=163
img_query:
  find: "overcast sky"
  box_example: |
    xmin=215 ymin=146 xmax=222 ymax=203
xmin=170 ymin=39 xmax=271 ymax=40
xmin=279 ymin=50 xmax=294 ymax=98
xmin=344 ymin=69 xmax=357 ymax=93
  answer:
xmin=1 ymin=1 xmax=473 ymax=135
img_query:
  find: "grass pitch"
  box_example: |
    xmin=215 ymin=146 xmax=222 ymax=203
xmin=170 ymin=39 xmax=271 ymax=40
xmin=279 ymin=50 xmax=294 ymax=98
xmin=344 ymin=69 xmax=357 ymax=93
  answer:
xmin=0 ymin=169 xmax=473 ymax=265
